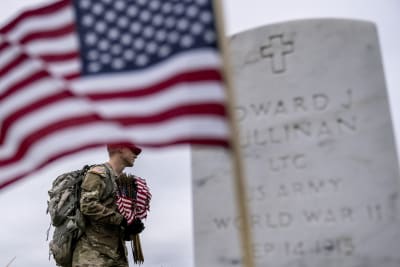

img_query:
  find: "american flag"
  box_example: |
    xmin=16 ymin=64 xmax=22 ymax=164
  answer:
xmin=134 ymin=176 xmax=152 ymax=219
xmin=116 ymin=176 xmax=151 ymax=224
xmin=0 ymin=0 xmax=229 ymax=189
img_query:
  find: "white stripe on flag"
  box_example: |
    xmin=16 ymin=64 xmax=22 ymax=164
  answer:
xmin=0 ymin=59 xmax=44 ymax=92
xmin=25 ymin=34 xmax=78 ymax=56
xmin=0 ymin=116 xmax=229 ymax=180
xmin=70 ymin=49 xmax=221 ymax=93
xmin=0 ymin=46 xmax=21 ymax=69
xmin=7 ymin=6 xmax=74 ymax=42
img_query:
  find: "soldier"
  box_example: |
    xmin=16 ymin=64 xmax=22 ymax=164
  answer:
xmin=72 ymin=144 xmax=145 ymax=267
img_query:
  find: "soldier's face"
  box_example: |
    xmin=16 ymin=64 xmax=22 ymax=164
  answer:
xmin=120 ymin=147 xmax=138 ymax=167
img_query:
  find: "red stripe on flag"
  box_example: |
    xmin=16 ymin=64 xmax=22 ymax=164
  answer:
xmin=0 ymin=70 xmax=50 ymax=101
xmin=0 ymin=141 xmax=114 ymax=190
xmin=0 ymin=114 xmax=100 ymax=166
xmin=0 ymin=137 xmax=229 ymax=190
xmin=136 ymin=199 xmax=146 ymax=204
xmin=86 ymin=69 xmax=223 ymax=100
xmin=39 ymin=51 xmax=79 ymax=62
xmin=0 ymin=42 xmax=10 ymax=52
xmin=0 ymin=103 xmax=226 ymax=166
xmin=19 ymin=23 xmax=76 ymax=44
xmin=0 ymin=53 xmax=29 ymax=78
xmin=63 ymin=72 xmax=81 ymax=80
xmin=0 ymin=0 xmax=71 ymax=34
xmin=117 ymin=103 xmax=226 ymax=124
xmin=0 ymin=90 xmax=73 ymax=144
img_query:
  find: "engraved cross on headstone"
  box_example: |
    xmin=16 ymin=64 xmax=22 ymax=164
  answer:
xmin=260 ymin=34 xmax=294 ymax=73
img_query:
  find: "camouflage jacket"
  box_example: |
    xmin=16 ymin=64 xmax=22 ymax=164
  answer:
xmin=72 ymin=163 xmax=127 ymax=266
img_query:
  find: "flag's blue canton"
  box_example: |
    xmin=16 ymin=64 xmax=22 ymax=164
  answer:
xmin=73 ymin=0 xmax=218 ymax=76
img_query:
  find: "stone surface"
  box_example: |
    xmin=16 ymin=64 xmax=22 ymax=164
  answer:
xmin=191 ymin=19 xmax=400 ymax=267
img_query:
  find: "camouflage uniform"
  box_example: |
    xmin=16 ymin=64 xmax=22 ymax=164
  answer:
xmin=72 ymin=163 xmax=128 ymax=267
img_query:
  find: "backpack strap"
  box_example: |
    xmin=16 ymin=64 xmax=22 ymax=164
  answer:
xmin=75 ymin=165 xmax=92 ymax=211
xmin=103 ymin=164 xmax=117 ymax=200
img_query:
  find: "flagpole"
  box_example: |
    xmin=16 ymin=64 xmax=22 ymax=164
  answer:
xmin=212 ymin=1 xmax=255 ymax=267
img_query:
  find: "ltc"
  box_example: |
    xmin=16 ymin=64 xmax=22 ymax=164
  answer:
xmin=268 ymin=154 xmax=307 ymax=172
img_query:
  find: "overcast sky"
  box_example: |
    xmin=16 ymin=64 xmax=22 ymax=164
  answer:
xmin=0 ymin=1 xmax=399 ymax=267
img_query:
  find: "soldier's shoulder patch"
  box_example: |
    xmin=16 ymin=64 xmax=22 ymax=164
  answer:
xmin=88 ymin=165 xmax=106 ymax=176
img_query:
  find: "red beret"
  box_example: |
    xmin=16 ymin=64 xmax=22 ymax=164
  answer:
xmin=107 ymin=143 xmax=142 ymax=155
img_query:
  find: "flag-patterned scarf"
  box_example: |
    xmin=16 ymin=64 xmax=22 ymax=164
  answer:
xmin=116 ymin=173 xmax=151 ymax=224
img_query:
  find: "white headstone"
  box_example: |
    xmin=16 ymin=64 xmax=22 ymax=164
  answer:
xmin=191 ymin=19 xmax=400 ymax=267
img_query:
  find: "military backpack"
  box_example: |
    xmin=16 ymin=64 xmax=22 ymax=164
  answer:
xmin=46 ymin=165 xmax=92 ymax=267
